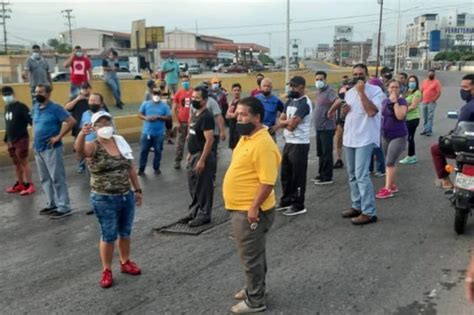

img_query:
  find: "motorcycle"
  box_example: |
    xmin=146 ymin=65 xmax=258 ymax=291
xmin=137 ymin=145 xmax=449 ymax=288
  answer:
xmin=440 ymin=112 xmax=474 ymax=234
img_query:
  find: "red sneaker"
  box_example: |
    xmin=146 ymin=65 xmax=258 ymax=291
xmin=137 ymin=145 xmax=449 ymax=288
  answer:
xmin=20 ymin=184 xmax=36 ymax=196
xmin=6 ymin=183 xmax=26 ymax=193
xmin=100 ymin=269 xmax=113 ymax=288
xmin=376 ymin=187 xmax=394 ymax=199
xmin=390 ymin=184 xmax=399 ymax=193
xmin=120 ymin=260 xmax=141 ymax=275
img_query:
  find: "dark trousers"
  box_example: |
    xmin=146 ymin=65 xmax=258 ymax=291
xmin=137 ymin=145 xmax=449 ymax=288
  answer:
xmin=139 ymin=134 xmax=164 ymax=171
xmin=187 ymin=152 xmax=216 ymax=220
xmin=230 ymin=209 xmax=275 ymax=308
xmin=280 ymin=143 xmax=310 ymax=210
xmin=406 ymin=118 xmax=420 ymax=157
xmin=175 ymin=122 xmax=188 ymax=163
xmin=316 ymin=130 xmax=335 ymax=180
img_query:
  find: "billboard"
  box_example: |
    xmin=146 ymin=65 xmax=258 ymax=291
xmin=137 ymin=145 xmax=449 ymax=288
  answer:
xmin=335 ymin=26 xmax=353 ymax=40
xmin=145 ymin=26 xmax=165 ymax=45
xmin=429 ymin=30 xmax=441 ymax=52
xmin=131 ymin=19 xmax=146 ymax=50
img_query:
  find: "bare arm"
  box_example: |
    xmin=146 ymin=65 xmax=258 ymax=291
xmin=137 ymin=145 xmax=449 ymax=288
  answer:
xmin=216 ymin=114 xmax=226 ymax=140
xmin=74 ymin=128 xmax=96 ymax=158
xmin=64 ymin=95 xmax=82 ymax=111
xmin=328 ymin=98 xmax=342 ymax=114
xmin=408 ymin=94 xmax=421 ymax=111
xmin=359 ymin=91 xmax=379 ymax=117
xmin=128 ymin=164 xmax=142 ymax=206
xmin=63 ymin=55 xmax=74 ymax=68
xmin=247 ymin=184 xmax=274 ymax=223
xmin=200 ymin=130 xmax=214 ymax=164
xmin=394 ymin=103 xmax=408 ymax=121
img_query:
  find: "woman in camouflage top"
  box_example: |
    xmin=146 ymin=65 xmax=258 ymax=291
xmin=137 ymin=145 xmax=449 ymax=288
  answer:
xmin=75 ymin=111 xmax=142 ymax=289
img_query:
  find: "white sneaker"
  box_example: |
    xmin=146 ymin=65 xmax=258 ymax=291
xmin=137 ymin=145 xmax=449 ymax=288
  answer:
xmin=231 ymin=301 xmax=266 ymax=314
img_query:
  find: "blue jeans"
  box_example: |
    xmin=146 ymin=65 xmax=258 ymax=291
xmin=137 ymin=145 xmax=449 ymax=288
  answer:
xmin=35 ymin=146 xmax=71 ymax=213
xmin=345 ymin=144 xmax=376 ymax=217
xmin=105 ymin=75 xmax=122 ymax=104
xmin=70 ymin=84 xmax=80 ymax=99
xmin=422 ymin=102 xmax=437 ymax=133
xmin=369 ymin=146 xmax=385 ymax=174
xmin=91 ymin=191 xmax=135 ymax=243
xmin=139 ymin=133 xmax=165 ymax=171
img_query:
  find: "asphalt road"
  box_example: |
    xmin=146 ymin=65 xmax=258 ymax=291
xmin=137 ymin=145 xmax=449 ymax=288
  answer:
xmin=1 ymin=70 xmax=474 ymax=314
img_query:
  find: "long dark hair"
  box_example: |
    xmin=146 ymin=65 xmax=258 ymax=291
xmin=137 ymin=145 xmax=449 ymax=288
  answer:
xmin=407 ymin=75 xmax=419 ymax=94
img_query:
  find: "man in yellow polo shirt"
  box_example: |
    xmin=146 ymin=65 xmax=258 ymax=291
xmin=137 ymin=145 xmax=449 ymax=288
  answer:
xmin=223 ymin=97 xmax=282 ymax=314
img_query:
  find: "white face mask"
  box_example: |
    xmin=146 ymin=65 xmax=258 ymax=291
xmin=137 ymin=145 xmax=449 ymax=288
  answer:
xmin=97 ymin=126 xmax=114 ymax=139
xmin=152 ymin=95 xmax=160 ymax=103
xmin=75 ymin=51 xmax=83 ymax=57
xmin=315 ymin=80 xmax=325 ymax=89
xmin=3 ymin=95 xmax=14 ymax=104
xmin=32 ymin=52 xmax=40 ymax=59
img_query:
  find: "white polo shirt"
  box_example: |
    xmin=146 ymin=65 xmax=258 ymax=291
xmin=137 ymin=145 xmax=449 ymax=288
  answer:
xmin=343 ymin=84 xmax=385 ymax=148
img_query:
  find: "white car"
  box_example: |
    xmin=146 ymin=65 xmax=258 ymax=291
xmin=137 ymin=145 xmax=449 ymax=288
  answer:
xmin=93 ymin=66 xmax=142 ymax=80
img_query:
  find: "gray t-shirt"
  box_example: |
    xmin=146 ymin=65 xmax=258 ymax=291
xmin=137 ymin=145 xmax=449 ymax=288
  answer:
xmin=25 ymin=57 xmax=49 ymax=87
xmin=314 ymin=86 xmax=338 ymax=131
xmin=191 ymin=97 xmax=222 ymax=135
xmin=102 ymin=58 xmax=119 ymax=80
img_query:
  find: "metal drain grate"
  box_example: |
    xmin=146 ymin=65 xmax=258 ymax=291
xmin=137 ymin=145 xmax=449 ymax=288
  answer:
xmin=153 ymin=209 xmax=230 ymax=235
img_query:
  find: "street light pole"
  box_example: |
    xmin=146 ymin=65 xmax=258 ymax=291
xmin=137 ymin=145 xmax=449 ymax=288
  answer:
xmin=375 ymin=0 xmax=384 ymax=77
xmin=394 ymin=0 xmax=401 ymax=74
xmin=285 ymin=0 xmax=290 ymax=92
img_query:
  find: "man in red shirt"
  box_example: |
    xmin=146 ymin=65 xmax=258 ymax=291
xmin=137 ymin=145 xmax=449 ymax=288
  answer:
xmin=172 ymin=75 xmax=193 ymax=169
xmin=420 ymin=69 xmax=442 ymax=136
xmin=64 ymin=45 xmax=92 ymax=99
xmin=250 ymin=73 xmax=264 ymax=97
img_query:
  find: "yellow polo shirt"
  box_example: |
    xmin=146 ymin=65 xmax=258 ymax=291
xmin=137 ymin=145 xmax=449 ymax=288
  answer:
xmin=223 ymin=128 xmax=282 ymax=211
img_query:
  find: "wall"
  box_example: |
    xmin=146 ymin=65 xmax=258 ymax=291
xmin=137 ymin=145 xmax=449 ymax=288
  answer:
xmin=0 ymin=70 xmax=351 ymax=166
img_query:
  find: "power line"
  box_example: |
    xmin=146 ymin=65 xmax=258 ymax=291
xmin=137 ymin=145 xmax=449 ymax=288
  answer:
xmin=61 ymin=8 xmax=73 ymax=47
xmin=0 ymin=0 xmax=11 ymax=54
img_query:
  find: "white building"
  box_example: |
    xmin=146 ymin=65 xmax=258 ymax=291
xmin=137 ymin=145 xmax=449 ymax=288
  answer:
xmin=405 ymin=14 xmax=439 ymax=70
xmin=58 ymin=28 xmax=131 ymax=55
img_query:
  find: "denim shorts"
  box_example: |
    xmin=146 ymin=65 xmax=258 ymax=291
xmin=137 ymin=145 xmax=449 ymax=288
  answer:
xmin=91 ymin=191 xmax=135 ymax=243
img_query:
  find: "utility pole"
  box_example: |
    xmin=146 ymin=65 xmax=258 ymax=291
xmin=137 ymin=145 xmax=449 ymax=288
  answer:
xmin=195 ymin=20 xmax=198 ymax=35
xmin=61 ymin=9 xmax=74 ymax=48
xmin=285 ymin=0 xmax=290 ymax=92
xmin=267 ymin=32 xmax=272 ymax=55
xmin=0 ymin=1 xmax=11 ymax=54
xmin=394 ymin=0 xmax=401 ymax=74
xmin=375 ymin=0 xmax=384 ymax=77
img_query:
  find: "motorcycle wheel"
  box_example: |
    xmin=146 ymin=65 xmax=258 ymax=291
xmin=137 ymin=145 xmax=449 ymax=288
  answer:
xmin=454 ymin=207 xmax=469 ymax=234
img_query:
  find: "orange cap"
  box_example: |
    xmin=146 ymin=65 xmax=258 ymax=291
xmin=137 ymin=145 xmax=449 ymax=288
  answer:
xmin=445 ymin=164 xmax=455 ymax=174
xmin=211 ymin=77 xmax=220 ymax=84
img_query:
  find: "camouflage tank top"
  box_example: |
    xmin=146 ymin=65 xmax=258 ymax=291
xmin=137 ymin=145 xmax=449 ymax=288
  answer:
xmin=88 ymin=140 xmax=132 ymax=195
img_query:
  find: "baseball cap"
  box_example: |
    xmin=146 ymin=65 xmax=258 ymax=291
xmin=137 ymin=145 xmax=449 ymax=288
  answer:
xmin=211 ymin=77 xmax=220 ymax=84
xmin=147 ymin=79 xmax=156 ymax=89
xmin=288 ymin=76 xmax=306 ymax=87
xmin=1 ymin=86 xmax=14 ymax=95
xmin=91 ymin=111 xmax=112 ymax=126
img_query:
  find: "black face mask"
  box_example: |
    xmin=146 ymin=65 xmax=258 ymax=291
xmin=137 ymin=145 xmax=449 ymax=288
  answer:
xmin=383 ymin=73 xmax=392 ymax=80
xmin=236 ymin=122 xmax=256 ymax=136
xmin=192 ymin=100 xmax=202 ymax=109
xmin=352 ymin=76 xmax=366 ymax=86
xmin=89 ymin=104 xmax=101 ymax=113
xmin=428 ymin=74 xmax=435 ymax=80
xmin=262 ymin=91 xmax=271 ymax=97
xmin=35 ymin=95 xmax=46 ymax=103
xmin=288 ymin=91 xmax=300 ymax=99
xmin=257 ymin=79 xmax=263 ymax=86
xmin=460 ymin=89 xmax=472 ymax=102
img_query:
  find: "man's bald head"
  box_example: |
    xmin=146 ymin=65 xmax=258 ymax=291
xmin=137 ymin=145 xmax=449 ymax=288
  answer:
xmin=261 ymin=78 xmax=273 ymax=96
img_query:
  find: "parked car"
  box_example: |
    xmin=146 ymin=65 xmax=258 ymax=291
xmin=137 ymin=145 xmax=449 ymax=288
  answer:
xmin=250 ymin=64 xmax=265 ymax=72
xmin=51 ymin=71 xmax=70 ymax=82
xmin=224 ymin=64 xmax=249 ymax=73
xmin=188 ymin=64 xmax=203 ymax=74
xmin=212 ymin=63 xmax=231 ymax=72
xmin=92 ymin=66 xmax=142 ymax=80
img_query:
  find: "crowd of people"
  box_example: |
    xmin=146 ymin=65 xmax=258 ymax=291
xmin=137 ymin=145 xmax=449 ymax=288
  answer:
xmin=6 ymin=44 xmax=474 ymax=312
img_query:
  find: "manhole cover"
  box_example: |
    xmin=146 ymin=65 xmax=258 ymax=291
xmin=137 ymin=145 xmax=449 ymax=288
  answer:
xmin=153 ymin=208 xmax=230 ymax=235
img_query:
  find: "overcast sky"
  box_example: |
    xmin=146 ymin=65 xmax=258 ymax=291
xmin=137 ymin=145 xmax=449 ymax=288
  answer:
xmin=8 ymin=0 xmax=474 ymax=56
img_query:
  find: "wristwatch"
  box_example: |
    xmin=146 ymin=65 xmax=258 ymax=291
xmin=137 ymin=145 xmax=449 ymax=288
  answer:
xmin=134 ymin=189 xmax=142 ymax=194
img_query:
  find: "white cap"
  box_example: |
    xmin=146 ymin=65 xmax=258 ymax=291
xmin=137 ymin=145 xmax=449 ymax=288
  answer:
xmin=91 ymin=111 xmax=112 ymax=126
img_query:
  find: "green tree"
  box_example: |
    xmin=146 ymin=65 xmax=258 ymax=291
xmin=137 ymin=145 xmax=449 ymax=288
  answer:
xmin=258 ymin=53 xmax=275 ymax=65
xmin=47 ymin=38 xmax=71 ymax=54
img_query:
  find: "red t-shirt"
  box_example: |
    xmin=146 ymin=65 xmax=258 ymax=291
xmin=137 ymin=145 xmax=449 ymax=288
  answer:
xmin=251 ymin=88 xmax=262 ymax=97
xmin=70 ymin=56 xmax=92 ymax=85
xmin=173 ymin=88 xmax=193 ymax=122
xmin=421 ymin=79 xmax=442 ymax=103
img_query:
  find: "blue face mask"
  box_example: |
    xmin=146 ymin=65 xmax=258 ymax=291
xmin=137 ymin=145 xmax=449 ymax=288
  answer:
xmin=212 ymin=83 xmax=220 ymax=90
xmin=315 ymin=80 xmax=325 ymax=89
xmin=182 ymin=81 xmax=190 ymax=90
xmin=408 ymin=82 xmax=417 ymax=90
